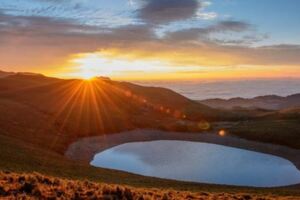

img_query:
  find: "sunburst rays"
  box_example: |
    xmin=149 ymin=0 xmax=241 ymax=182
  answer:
xmin=35 ymin=77 xmax=212 ymax=164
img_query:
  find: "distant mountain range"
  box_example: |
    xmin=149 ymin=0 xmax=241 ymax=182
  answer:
xmin=0 ymin=70 xmax=45 ymax=78
xmin=200 ymin=94 xmax=300 ymax=110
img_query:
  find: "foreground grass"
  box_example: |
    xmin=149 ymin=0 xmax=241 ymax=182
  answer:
xmin=229 ymin=120 xmax=300 ymax=149
xmin=1 ymin=172 xmax=299 ymax=200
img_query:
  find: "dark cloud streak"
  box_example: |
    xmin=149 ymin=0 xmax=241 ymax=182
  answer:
xmin=164 ymin=20 xmax=252 ymax=42
xmin=137 ymin=0 xmax=201 ymax=24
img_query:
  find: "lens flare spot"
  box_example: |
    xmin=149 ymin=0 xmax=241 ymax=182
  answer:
xmin=198 ymin=121 xmax=210 ymax=130
xmin=219 ymin=130 xmax=226 ymax=137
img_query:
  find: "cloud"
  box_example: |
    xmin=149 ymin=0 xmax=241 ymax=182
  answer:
xmin=211 ymin=21 xmax=251 ymax=32
xmin=0 ymin=0 xmax=135 ymax=28
xmin=214 ymin=34 xmax=269 ymax=45
xmin=164 ymin=20 xmax=252 ymax=41
xmin=0 ymin=11 xmax=157 ymax=70
xmin=137 ymin=0 xmax=201 ymax=24
xmin=0 ymin=11 xmax=300 ymax=73
xmin=196 ymin=11 xmax=218 ymax=20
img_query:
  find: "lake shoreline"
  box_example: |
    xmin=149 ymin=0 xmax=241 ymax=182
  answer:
xmin=65 ymin=129 xmax=300 ymax=173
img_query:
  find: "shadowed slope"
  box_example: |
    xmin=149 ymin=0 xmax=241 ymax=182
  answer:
xmin=0 ymin=73 xmax=226 ymax=153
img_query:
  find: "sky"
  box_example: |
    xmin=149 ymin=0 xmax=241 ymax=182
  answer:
xmin=0 ymin=0 xmax=300 ymax=80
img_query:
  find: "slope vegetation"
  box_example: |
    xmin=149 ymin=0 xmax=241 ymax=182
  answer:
xmin=0 ymin=74 xmax=231 ymax=153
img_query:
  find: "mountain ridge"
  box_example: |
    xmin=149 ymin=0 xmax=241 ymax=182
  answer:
xmin=200 ymin=93 xmax=300 ymax=110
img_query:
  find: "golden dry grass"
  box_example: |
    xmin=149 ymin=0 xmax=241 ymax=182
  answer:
xmin=0 ymin=171 xmax=299 ymax=200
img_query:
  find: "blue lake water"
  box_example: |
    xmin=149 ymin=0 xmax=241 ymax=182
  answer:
xmin=90 ymin=140 xmax=300 ymax=187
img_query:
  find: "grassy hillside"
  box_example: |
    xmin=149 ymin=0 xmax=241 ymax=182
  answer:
xmin=0 ymin=74 xmax=238 ymax=153
xmin=229 ymin=120 xmax=300 ymax=149
xmin=0 ymin=73 xmax=300 ymax=198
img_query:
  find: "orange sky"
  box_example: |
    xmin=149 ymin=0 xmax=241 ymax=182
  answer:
xmin=2 ymin=50 xmax=300 ymax=81
xmin=45 ymin=52 xmax=300 ymax=81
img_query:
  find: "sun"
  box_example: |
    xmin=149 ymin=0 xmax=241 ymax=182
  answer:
xmin=70 ymin=53 xmax=115 ymax=80
xmin=81 ymin=70 xmax=97 ymax=80
xmin=78 ymin=62 xmax=100 ymax=80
